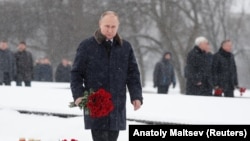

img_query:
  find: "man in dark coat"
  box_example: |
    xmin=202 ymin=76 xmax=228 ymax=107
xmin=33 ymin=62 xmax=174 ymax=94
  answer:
xmin=212 ymin=39 xmax=238 ymax=97
xmin=39 ymin=58 xmax=53 ymax=82
xmin=70 ymin=11 xmax=143 ymax=141
xmin=185 ymin=36 xmax=213 ymax=96
xmin=153 ymin=52 xmax=176 ymax=94
xmin=14 ymin=41 xmax=33 ymax=87
xmin=55 ymin=58 xmax=71 ymax=82
xmin=0 ymin=40 xmax=16 ymax=85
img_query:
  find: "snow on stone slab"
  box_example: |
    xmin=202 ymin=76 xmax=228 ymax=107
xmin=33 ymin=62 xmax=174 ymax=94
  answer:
xmin=1 ymin=81 xmax=250 ymax=125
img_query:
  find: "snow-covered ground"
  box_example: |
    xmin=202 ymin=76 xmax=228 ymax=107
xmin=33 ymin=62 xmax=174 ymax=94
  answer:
xmin=0 ymin=81 xmax=249 ymax=141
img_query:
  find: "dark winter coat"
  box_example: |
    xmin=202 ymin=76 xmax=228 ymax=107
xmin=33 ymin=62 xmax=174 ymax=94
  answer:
xmin=212 ymin=48 xmax=238 ymax=91
xmin=14 ymin=50 xmax=33 ymax=81
xmin=185 ymin=46 xmax=213 ymax=95
xmin=40 ymin=64 xmax=53 ymax=82
xmin=0 ymin=49 xmax=16 ymax=82
xmin=55 ymin=63 xmax=71 ymax=82
xmin=70 ymin=29 xmax=143 ymax=131
xmin=153 ymin=53 xmax=176 ymax=87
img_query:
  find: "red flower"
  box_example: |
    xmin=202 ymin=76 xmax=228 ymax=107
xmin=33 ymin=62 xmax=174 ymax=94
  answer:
xmin=240 ymin=87 xmax=246 ymax=96
xmin=87 ymin=88 xmax=114 ymax=118
xmin=214 ymin=88 xmax=223 ymax=96
xmin=69 ymin=88 xmax=114 ymax=118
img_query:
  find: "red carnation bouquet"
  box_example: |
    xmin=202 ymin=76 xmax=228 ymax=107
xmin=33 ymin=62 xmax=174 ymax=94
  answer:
xmin=214 ymin=88 xmax=223 ymax=96
xmin=69 ymin=88 xmax=114 ymax=118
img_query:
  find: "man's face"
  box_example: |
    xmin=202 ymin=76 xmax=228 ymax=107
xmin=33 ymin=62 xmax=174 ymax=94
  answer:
xmin=164 ymin=54 xmax=171 ymax=60
xmin=18 ymin=43 xmax=26 ymax=51
xmin=99 ymin=14 xmax=119 ymax=40
xmin=199 ymin=41 xmax=210 ymax=52
xmin=222 ymin=41 xmax=232 ymax=52
xmin=0 ymin=42 xmax=8 ymax=50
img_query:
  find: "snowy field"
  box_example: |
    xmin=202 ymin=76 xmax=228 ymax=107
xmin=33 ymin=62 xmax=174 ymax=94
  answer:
xmin=0 ymin=81 xmax=250 ymax=141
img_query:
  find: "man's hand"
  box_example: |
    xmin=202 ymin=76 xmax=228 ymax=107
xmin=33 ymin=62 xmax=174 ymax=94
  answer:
xmin=196 ymin=82 xmax=202 ymax=86
xmin=132 ymin=100 xmax=141 ymax=111
xmin=75 ymin=97 xmax=83 ymax=106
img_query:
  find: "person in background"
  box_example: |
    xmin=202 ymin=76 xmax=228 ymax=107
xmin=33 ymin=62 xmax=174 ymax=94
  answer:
xmin=55 ymin=58 xmax=71 ymax=82
xmin=185 ymin=36 xmax=211 ymax=96
xmin=212 ymin=39 xmax=238 ymax=97
xmin=70 ymin=10 xmax=143 ymax=141
xmin=0 ymin=40 xmax=16 ymax=86
xmin=39 ymin=57 xmax=53 ymax=82
xmin=153 ymin=52 xmax=176 ymax=94
xmin=14 ymin=41 xmax=33 ymax=87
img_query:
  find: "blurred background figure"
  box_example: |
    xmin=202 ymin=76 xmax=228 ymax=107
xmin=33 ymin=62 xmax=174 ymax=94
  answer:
xmin=14 ymin=41 xmax=33 ymax=87
xmin=39 ymin=57 xmax=53 ymax=82
xmin=0 ymin=40 xmax=16 ymax=86
xmin=55 ymin=58 xmax=71 ymax=82
xmin=185 ymin=36 xmax=212 ymax=96
xmin=153 ymin=52 xmax=176 ymax=94
xmin=212 ymin=39 xmax=239 ymax=97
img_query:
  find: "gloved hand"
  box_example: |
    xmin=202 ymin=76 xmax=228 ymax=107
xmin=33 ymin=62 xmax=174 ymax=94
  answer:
xmin=173 ymin=82 xmax=176 ymax=88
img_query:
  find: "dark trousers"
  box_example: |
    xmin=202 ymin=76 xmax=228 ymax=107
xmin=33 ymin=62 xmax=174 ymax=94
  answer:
xmin=224 ymin=89 xmax=234 ymax=97
xmin=16 ymin=81 xmax=31 ymax=87
xmin=0 ymin=73 xmax=11 ymax=86
xmin=157 ymin=85 xmax=170 ymax=94
xmin=91 ymin=130 xmax=119 ymax=141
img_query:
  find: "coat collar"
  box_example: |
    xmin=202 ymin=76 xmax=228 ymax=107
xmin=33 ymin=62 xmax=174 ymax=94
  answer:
xmin=194 ymin=46 xmax=205 ymax=54
xmin=94 ymin=29 xmax=123 ymax=46
xmin=219 ymin=47 xmax=232 ymax=58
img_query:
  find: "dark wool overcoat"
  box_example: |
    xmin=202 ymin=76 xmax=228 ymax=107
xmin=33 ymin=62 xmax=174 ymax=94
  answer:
xmin=70 ymin=30 xmax=143 ymax=131
xmin=14 ymin=50 xmax=33 ymax=81
xmin=185 ymin=46 xmax=213 ymax=95
xmin=55 ymin=63 xmax=71 ymax=82
xmin=212 ymin=48 xmax=238 ymax=91
xmin=0 ymin=49 xmax=16 ymax=82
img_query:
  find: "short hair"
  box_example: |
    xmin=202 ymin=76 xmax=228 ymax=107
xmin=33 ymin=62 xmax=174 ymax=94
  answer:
xmin=220 ymin=39 xmax=231 ymax=48
xmin=19 ymin=41 xmax=26 ymax=45
xmin=194 ymin=36 xmax=208 ymax=46
xmin=99 ymin=11 xmax=119 ymax=22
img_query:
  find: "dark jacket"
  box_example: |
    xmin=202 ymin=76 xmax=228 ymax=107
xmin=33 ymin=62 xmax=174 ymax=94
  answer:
xmin=14 ymin=50 xmax=33 ymax=81
xmin=55 ymin=63 xmax=71 ymax=82
xmin=0 ymin=49 xmax=16 ymax=82
xmin=40 ymin=64 xmax=53 ymax=82
xmin=185 ymin=46 xmax=212 ymax=95
xmin=70 ymin=29 xmax=143 ymax=131
xmin=153 ymin=52 xmax=176 ymax=87
xmin=212 ymin=48 xmax=238 ymax=91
